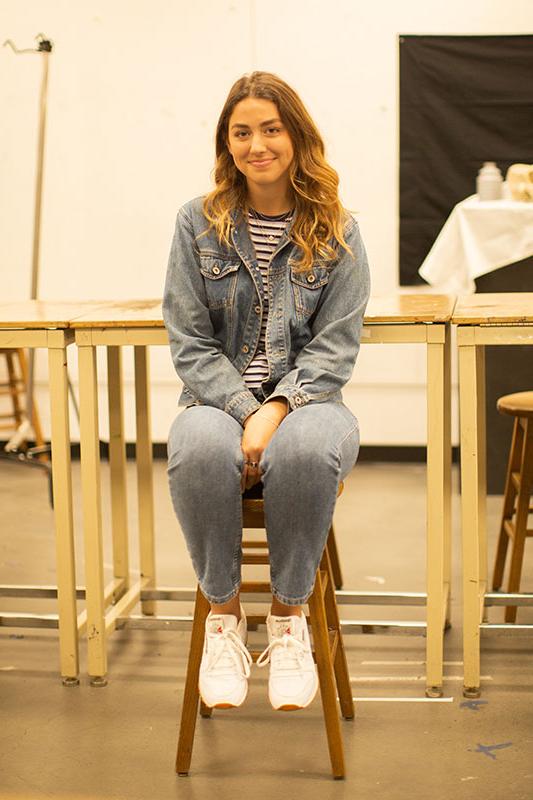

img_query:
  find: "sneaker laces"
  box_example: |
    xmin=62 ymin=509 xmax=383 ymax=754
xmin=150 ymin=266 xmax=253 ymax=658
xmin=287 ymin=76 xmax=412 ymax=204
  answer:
xmin=205 ymin=628 xmax=252 ymax=678
xmin=256 ymin=632 xmax=308 ymax=672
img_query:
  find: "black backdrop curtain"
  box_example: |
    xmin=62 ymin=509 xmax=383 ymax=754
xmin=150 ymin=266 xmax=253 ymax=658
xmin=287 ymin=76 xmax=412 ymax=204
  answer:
xmin=399 ymin=34 xmax=533 ymax=285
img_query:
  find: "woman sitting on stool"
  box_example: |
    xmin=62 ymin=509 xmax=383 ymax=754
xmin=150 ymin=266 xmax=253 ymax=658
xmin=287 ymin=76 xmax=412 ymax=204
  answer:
xmin=163 ymin=70 xmax=370 ymax=711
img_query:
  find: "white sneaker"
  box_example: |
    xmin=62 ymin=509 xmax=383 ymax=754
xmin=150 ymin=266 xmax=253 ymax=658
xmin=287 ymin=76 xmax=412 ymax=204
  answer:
xmin=257 ymin=613 xmax=319 ymax=710
xmin=199 ymin=607 xmax=252 ymax=709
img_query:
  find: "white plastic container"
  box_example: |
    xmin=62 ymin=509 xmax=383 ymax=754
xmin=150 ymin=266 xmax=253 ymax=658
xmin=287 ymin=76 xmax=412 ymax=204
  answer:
xmin=476 ymin=161 xmax=503 ymax=201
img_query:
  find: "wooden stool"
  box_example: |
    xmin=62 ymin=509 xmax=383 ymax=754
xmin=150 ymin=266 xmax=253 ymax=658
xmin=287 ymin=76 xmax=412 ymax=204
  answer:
xmin=0 ymin=348 xmax=46 ymax=454
xmin=176 ymin=484 xmax=354 ymax=779
xmin=492 ymin=391 xmax=533 ymax=622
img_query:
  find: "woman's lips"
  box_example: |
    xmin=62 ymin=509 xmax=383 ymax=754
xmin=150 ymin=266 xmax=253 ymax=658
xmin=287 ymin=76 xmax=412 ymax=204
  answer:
xmin=249 ymin=158 xmax=274 ymax=167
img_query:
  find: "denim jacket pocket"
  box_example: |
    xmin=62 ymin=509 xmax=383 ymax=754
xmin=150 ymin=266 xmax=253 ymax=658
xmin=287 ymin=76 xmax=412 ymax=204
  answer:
xmin=199 ymin=255 xmax=240 ymax=310
xmin=290 ymin=264 xmax=330 ymax=323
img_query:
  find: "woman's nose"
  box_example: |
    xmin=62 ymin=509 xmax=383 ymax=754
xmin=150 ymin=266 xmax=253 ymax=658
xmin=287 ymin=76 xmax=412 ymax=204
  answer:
xmin=249 ymin=132 xmax=267 ymax=152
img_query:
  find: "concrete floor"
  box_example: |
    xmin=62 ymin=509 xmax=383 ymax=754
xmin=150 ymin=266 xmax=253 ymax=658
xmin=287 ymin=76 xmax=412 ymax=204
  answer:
xmin=1 ymin=458 xmax=532 ymax=800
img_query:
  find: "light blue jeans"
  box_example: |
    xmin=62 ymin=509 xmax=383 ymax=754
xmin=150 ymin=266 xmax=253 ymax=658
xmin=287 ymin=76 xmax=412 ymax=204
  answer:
xmin=167 ymin=401 xmax=360 ymax=605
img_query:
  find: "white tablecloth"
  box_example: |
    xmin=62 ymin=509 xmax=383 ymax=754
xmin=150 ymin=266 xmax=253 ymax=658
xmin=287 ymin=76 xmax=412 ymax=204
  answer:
xmin=418 ymin=195 xmax=533 ymax=294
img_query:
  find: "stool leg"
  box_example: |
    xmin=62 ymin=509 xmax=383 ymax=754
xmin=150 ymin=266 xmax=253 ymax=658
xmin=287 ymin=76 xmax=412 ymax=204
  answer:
xmin=199 ymin=700 xmax=213 ymax=718
xmin=493 ymin=419 xmax=522 ymax=591
xmin=5 ymin=351 xmax=24 ymax=428
xmin=17 ymin=349 xmax=47 ymax=459
xmin=308 ymin=570 xmax=346 ymax=780
xmin=505 ymin=420 xmax=533 ymax=623
xmin=176 ymin=587 xmax=210 ymax=776
xmin=322 ymin=547 xmax=354 ymax=720
xmin=327 ymin=525 xmax=343 ymax=590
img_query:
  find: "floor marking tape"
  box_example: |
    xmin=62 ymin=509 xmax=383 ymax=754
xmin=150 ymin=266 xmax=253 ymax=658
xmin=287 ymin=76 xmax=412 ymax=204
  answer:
xmin=352 ymin=696 xmax=454 ymax=703
xmin=351 ymin=676 xmax=493 ymax=682
xmin=360 ymin=660 xmax=464 ymax=666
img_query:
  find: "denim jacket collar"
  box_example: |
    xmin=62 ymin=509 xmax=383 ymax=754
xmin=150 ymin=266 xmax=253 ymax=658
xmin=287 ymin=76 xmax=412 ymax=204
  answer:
xmin=229 ymin=206 xmax=296 ymax=271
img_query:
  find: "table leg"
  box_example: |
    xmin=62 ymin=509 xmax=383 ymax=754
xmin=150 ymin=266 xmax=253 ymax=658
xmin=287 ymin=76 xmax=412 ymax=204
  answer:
xmin=78 ymin=335 xmax=107 ymax=685
xmin=477 ymin=347 xmax=488 ymax=600
xmin=425 ymin=325 xmax=452 ymax=697
xmin=47 ymin=330 xmax=79 ymax=685
xmin=443 ymin=328 xmax=452 ymax=629
xmin=458 ymin=330 xmax=486 ymax=697
xmin=107 ymin=346 xmax=129 ymax=595
xmin=134 ymin=346 xmax=156 ymax=615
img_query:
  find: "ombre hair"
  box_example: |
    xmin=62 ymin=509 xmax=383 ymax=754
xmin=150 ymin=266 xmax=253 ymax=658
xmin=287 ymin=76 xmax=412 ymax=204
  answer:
xmin=203 ymin=71 xmax=352 ymax=272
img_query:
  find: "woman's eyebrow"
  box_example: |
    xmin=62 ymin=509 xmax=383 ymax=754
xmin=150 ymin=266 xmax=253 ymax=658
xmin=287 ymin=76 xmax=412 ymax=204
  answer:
xmin=230 ymin=118 xmax=282 ymax=129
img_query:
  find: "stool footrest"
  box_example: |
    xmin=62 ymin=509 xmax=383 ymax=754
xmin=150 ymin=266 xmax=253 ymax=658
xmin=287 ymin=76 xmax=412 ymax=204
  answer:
xmin=242 ymin=540 xmax=269 ymax=549
xmin=246 ymin=615 xmax=266 ymax=627
xmin=242 ymin=554 xmax=270 ymax=565
xmin=503 ymin=519 xmax=515 ymax=539
xmin=242 ymin=513 xmax=266 ymax=527
xmin=503 ymin=519 xmax=533 ymax=539
xmin=240 ymin=580 xmax=271 ymax=593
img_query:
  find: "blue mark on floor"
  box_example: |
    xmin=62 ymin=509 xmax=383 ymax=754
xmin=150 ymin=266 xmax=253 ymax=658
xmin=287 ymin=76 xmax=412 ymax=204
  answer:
xmin=471 ymin=743 xmax=513 ymax=760
xmin=460 ymin=700 xmax=488 ymax=711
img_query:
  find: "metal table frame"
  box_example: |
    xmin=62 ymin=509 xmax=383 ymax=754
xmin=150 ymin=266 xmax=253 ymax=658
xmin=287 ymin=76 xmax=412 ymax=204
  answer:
xmin=0 ymin=326 xmax=83 ymax=684
xmin=457 ymin=321 xmax=533 ymax=698
xmin=76 ymin=317 xmax=452 ymax=696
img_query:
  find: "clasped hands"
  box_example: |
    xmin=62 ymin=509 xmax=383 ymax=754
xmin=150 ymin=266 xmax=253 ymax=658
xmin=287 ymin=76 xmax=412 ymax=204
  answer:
xmin=241 ymin=399 xmax=288 ymax=492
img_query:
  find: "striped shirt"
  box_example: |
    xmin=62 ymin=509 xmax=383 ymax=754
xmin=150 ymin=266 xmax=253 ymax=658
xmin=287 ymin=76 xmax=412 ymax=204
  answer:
xmin=243 ymin=208 xmax=294 ymax=390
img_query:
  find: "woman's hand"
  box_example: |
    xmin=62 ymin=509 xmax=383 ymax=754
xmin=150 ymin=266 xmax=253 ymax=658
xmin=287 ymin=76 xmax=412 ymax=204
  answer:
xmin=241 ymin=399 xmax=288 ymax=491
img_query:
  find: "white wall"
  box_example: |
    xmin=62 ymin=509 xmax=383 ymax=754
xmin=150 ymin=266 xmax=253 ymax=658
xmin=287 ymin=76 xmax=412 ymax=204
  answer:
xmin=1 ymin=0 xmax=532 ymax=444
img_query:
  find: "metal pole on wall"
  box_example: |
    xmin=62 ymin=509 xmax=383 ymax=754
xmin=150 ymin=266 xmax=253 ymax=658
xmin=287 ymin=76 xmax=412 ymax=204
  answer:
xmin=4 ymin=33 xmax=53 ymax=298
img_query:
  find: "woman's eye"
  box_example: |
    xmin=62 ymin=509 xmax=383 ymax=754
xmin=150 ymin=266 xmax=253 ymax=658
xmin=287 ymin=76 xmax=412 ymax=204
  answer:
xmin=233 ymin=127 xmax=281 ymax=140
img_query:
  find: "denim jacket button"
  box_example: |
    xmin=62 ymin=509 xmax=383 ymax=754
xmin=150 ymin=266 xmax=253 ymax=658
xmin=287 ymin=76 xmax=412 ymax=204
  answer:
xmin=212 ymin=266 xmax=221 ymax=275
xmin=306 ymin=274 xmax=316 ymax=283
xmin=254 ymin=305 xmax=261 ymax=314
xmin=294 ymin=396 xmax=303 ymax=406
xmin=242 ymin=344 xmax=249 ymax=353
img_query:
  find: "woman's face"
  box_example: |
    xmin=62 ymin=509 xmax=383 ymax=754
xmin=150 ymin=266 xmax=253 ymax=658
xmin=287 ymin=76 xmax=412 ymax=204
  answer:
xmin=226 ymin=97 xmax=294 ymax=195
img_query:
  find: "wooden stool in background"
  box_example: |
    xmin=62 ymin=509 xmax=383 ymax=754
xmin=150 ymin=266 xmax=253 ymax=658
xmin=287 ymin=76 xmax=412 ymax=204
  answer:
xmin=0 ymin=348 xmax=46 ymax=453
xmin=328 ymin=523 xmax=344 ymax=590
xmin=492 ymin=391 xmax=533 ymax=622
xmin=176 ymin=484 xmax=354 ymax=779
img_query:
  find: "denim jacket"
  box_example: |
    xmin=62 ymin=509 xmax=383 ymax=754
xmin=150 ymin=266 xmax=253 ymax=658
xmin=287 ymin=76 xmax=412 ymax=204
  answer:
xmin=163 ymin=195 xmax=370 ymax=425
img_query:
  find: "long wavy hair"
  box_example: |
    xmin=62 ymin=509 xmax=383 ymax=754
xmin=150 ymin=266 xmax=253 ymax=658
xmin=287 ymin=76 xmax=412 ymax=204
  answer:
xmin=203 ymin=71 xmax=352 ymax=271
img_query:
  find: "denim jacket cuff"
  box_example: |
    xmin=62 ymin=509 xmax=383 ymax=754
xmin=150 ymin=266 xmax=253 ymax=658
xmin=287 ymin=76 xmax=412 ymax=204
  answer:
xmin=225 ymin=390 xmax=262 ymax=425
xmin=266 ymin=386 xmax=310 ymax=411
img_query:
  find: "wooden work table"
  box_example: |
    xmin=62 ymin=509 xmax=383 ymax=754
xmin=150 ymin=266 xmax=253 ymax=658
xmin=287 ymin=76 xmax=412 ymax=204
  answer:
xmin=70 ymin=294 xmax=454 ymax=697
xmin=364 ymin=293 xmax=456 ymax=323
xmin=0 ymin=301 xmax=111 ymax=330
xmin=0 ymin=300 xmax=114 ymax=684
xmin=453 ymin=292 xmax=533 ymax=697
xmin=70 ymin=299 xmax=167 ymax=687
xmin=6 ymin=292 xmax=533 ymax=697
xmin=69 ymin=299 xmax=163 ymax=328
xmin=361 ymin=294 xmax=453 ymax=696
